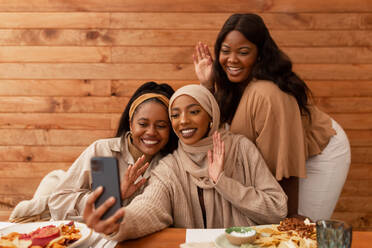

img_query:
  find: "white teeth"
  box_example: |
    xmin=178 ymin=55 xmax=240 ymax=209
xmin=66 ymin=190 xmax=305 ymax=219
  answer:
xmin=227 ymin=67 xmax=242 ymax=76
xmin=142 ymin=139 xmax=159 ymax=145
xmin=180 ymin=128 xmax=196 ymax=138
xmin=181 ymin=129 xmax=194 ymax=134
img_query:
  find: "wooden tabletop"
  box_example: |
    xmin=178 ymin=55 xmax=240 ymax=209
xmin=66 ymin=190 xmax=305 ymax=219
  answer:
xmin=116 ymin=228 xmax=372 ymax=248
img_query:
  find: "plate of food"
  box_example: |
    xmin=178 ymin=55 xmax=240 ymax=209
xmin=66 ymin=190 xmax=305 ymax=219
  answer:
xmin=0 ymin=220 xmax=92 ymax=248
xmin=215 ymin=218 xmax=317 ymax=248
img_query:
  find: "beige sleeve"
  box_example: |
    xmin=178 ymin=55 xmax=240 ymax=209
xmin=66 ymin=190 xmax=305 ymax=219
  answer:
xmin=110 ymin=166 xmax=173 ymax=241
xmin=214 ymin=139 xmax=288 ymax=224
xmin=48 ymin=143 xmax=96 ymax=220
xmin=248 ymin=89 xmax=307 ymax=180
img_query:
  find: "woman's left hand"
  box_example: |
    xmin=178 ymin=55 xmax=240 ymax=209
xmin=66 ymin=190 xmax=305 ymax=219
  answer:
xmin=208 ymin=131 xmax=225 ymax=183
xmin=121 ymin=155 xmax=149 ymax=200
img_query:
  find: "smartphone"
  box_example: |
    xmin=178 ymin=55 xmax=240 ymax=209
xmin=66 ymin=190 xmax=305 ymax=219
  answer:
xmin=90 ymin=157 xmax=122 ymax=220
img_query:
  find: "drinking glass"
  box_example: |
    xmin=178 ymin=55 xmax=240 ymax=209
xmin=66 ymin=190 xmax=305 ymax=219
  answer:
xmin=316 ymin=219 xmax=352 ymax=248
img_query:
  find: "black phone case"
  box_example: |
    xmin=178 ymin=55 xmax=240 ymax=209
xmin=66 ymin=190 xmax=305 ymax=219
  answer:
xmin=91 ymin=157 xmax=122 ymax=220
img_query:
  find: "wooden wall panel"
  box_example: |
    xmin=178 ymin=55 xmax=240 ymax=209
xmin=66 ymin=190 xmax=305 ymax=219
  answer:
xmin=0 ymin=0 xmax=371 ymax=231
xmin=0 ymin=113 xmax=119 ymax=130
xmin=0 ymin=97 xmax=129 ymax=113
xmin=0 ymin=0 xmax=371 ymax=12
xmin=0 ymin=13 xmax=110 ymax=28
xmin=0 ymin=13 xmax=370 ymax=30
xmin=0 ymin=146 xmax=85 ymax=162
xmin=112 ymin=47 xmax=372 ymax=64
xmin=346 ymin=130 xmax=372 ymax=147
xmin=0 ymin=162 xmax=71 ymax=177
xmin=1 ymin=63 xmax=372 ymax=80
xmin=0 ymin=130 xmax=114 ymax=146
xmin=0 ymin=80 xmax=111 ymax=96
xmin=307 ymin=81 xmax=372 ymax=97
xmin=1 ymin=29 xmax=372 ymax=46
xmin=110 ymin=13 xmax=368 ymax=30
xmin=0 ymin=46 xmax=111 ymax=63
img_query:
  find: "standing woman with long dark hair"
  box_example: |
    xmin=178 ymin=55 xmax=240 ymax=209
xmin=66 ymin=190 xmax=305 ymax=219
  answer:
xmin=193 ymin=13 xmax=350 ymax=221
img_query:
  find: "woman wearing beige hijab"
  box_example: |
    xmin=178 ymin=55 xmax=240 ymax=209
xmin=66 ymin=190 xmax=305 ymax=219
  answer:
xmin=83 ymin=84 xmax=287 ymax=241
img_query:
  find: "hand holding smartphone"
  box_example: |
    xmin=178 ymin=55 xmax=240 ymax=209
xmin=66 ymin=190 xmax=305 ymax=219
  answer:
xmin=90 ymin=157 xmax=122 ymax=220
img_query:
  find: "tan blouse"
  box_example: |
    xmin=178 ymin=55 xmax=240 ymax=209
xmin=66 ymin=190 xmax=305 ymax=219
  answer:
xmin=230 ymin=80 xmax=336 ymax=180
xmin=48 ymin=134 xmax=161 ymax=221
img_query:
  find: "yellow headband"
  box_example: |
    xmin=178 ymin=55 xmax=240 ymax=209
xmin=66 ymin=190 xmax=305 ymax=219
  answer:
xmin=129 ymin=93 xmax=170 ymax=121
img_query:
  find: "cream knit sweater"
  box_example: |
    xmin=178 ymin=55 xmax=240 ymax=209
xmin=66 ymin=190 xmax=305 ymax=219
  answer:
xmin=111 ymin=137 xmax=287 ymax=241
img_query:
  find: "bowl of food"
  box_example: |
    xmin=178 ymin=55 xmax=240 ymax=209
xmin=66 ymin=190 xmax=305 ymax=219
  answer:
xmin=225 ymin=227 xmax=257 ymax=246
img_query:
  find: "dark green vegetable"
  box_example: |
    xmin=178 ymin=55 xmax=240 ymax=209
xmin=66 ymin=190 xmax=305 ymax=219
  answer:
xmin=225 ymin=227 xmax=253 ymax=234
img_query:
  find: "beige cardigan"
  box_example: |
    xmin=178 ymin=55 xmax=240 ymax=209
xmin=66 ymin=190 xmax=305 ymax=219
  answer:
xmin=111 ymin=136 xmax=287 ymax=241
xmin=230 ymin=80 xmax=336 ymax=180
xmin=48 ymin=135 xmax=161 ymax=221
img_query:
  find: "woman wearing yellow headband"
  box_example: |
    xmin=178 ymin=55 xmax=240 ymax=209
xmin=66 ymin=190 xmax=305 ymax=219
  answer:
xmin=9 ymin=81 xmax=177 ymax=223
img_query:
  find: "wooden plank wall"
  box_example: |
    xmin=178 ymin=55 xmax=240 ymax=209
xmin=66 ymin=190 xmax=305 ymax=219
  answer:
xmin=0 ymin=0 xmax=371 ymax=230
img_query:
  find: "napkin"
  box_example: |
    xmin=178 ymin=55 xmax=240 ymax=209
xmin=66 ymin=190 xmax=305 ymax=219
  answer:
xmin=179 ymin=229 xmax=225 ymax=248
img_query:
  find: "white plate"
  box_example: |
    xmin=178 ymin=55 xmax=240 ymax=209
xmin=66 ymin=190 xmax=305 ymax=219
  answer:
xmin=214 ymin=225 xmax=275 ymax=248
xmin=0 ymin=221 xmax=92 ymax=248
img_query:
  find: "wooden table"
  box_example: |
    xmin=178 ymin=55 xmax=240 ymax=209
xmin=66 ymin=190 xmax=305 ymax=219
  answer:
xmin=116 ymin=228 xmax=372 ymax=248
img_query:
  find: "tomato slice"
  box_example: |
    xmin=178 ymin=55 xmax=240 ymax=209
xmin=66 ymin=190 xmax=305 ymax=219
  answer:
xmin=31 ymin=226 xmax=60 ymax=247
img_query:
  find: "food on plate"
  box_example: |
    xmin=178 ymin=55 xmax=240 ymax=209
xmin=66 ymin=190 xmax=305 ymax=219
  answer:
xmin=240 ymin=218 xmax=317 ymax=248
xmin=0 ymin=221 xmax=82 ymax=248
xmin=225 ymin=227 xmax=257 ymax=245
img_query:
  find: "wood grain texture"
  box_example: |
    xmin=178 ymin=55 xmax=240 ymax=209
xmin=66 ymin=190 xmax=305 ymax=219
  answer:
xmin=0 ymin=129 xmax=114 ymax=145
xmin=0 ymin=12 xmax=110 ymax=28
xmin=112 ymin=46 xmax=372 ymax=64
xmin=307 ymin=81 xmax=372 ymax=97
xmin=346 ymin=130 xmax=372 ymax=147
xmin=315 ymin=97 xmax=372 ymax=113
xmin=0 ymin=63 xmax=195 ymax=80
xmin=331 ymin=113 xmax=372 ymax=130
xmin=0 ymin=96 xmax=129 ymax=113
xmin=0 ymin=0 xmax=371 ymax=12
xmin=111 ymin=80 xmax=194 ymax=97
xmin=2 ymin=96 xmax=372 ymax=114
xmin=0 ymin=146 xmax=85 ymax=162
xmin=347 ymin=164 xmax=372 ymax=180
xmin=0 ymin=113 xmax=118 ymax=129
xmin=0 ymin=46 xmax=111 ymax=62
xmin=0 ymin=29 xmax=372 ymax=47
xmin=1 ymin=13 xmax=369 ymax=30
xmin=1 ymin=63 xmax=372 ymax=80
xmin=110 ymin=13 xmax=370 ymax=30
xmin=0 ymin=162 xmax=71 ymax=177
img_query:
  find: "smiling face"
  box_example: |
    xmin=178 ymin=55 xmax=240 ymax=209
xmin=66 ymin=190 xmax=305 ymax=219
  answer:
xmin=219 ymin=30 xmax=258 ymax=83
xmin=170 ymin=95 xmax=211 ymax=145
xmin=130 ymin=101 xmax=170 ymax=156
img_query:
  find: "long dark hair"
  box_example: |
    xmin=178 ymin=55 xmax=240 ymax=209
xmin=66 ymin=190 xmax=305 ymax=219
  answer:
xmin=213 ymin=13 xmax=312 ymax=124
xmin=115 ymin=81 xmax=178 ymax=155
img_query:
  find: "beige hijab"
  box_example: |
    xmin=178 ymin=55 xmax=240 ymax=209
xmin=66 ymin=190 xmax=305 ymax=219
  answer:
xmin=169 ymin=85 xmax=243 ymax=189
